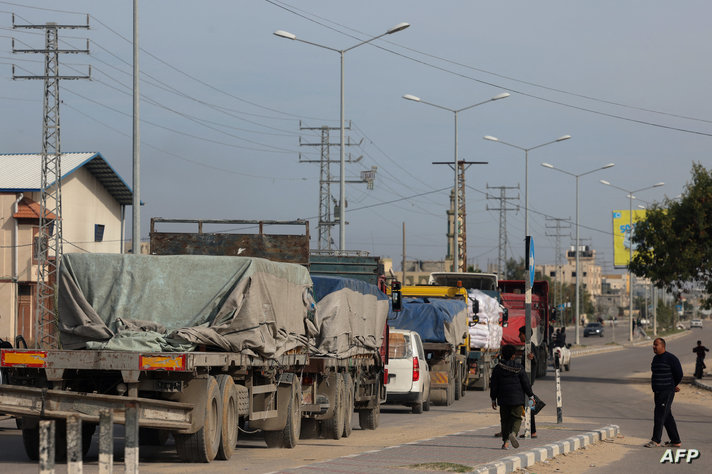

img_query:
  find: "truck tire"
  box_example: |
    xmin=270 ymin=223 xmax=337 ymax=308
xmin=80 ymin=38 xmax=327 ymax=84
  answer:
xmin=175 ymin=376 xmax=223 ymax=463
xmin=564 ymin=360 xmax=570 ymax=372
xmin=358 ymin=403 xmax=379 ymax=430
xmin=423 ymin=389 xmax=431 ymax=411
xmin=263 ymin=379 xmax=301 ymax=448
xmin=322 ymin=374 xmax=344 ymax=440
xmin=216 ymin=374 xmax=239 ymax=460
xmin=454 ymin=369 xmax=462 ymax=401
xmin=446 ymin=373 xmax=455 ymax=406
xmin=342 ymin=373 xmax=354 ymax=438
xmin=22 ymin=419 xmax=94 ymax=463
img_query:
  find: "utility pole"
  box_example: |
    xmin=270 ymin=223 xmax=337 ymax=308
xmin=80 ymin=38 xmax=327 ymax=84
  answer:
xmin=545 ymin=217 xmax=571 ymax=317
xmin=486 ymin=184 xmax=519 ymax=278
xmin=434 ymin=160 xmax=487 ymax=271
xmin=12 ymin=15 xmax=90 ymax=349
xmin=298 ymin=122 xmax=369 ymax=252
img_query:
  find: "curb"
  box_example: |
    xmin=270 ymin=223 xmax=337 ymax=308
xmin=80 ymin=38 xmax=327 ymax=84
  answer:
xmin=470 ymin=425 xmax=620 ymax=474
xmin=692 ymin=378 xmax=712 ymax=392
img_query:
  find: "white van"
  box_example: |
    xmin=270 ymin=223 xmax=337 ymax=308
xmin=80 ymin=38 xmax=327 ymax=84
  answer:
xmin=386 ymin=329 xmax=431 ymax=413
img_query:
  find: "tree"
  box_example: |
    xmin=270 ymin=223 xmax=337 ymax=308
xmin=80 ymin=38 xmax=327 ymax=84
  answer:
xmin=630 ymin=162 xmax=712 ymax=308
xmin=504 ymin=257 xmax=526 ymax=280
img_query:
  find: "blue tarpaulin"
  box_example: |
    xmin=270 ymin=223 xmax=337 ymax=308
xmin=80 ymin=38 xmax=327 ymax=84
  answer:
xmin=311 ymin=275 xmax=388 ymax=302
xmin=388 ymin=297 xmax=468 ymax=345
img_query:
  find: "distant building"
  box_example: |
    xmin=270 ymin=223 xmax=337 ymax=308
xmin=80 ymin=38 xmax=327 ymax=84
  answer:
xmin=537 ymin=245 xmax=603 ymax=297
xmin=0 ymin=152 xmax=132 ymax=344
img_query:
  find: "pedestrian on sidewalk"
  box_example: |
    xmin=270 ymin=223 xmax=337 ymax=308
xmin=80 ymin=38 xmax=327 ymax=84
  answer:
xmin=644 ymin=337 xmax=683 ymax=448
xmin=490 ymin=344 xmax=534 ymax=450
xmin=519 ymin=325 xmax=538 ymax=439
xmin=693 ymin=340 xmax=709 ymax=379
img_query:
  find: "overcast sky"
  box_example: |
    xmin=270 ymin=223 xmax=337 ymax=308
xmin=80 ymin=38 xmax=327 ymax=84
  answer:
xmin=2 ymin=1 xmax=710 ymax=273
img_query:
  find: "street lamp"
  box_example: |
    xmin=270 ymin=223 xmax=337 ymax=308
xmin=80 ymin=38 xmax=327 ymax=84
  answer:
xmin=483 ymin=134 xmax=571 ymax=236
xmin=541 ymin=161 xmax=615 ymax=344
xmin=484 ymin=133 xmax=570 ymax=395
xmin=403 ymin=92 xmax=510 ymax=271
xmin=275 ymin=22 xmax=410 ymax=251
xmin=600 ymin=179 xmax=664 ymax=341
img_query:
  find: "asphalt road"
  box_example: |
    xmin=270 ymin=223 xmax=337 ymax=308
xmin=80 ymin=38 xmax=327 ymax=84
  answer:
xmin=537 ymin=325 xmax=712 ymax=473
xmin=0 ymin=327 xmax=709 ymax=473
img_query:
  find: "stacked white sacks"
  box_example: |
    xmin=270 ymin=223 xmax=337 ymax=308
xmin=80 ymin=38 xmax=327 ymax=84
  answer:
xmin=467 ymin=289 xmax=504 ymax=350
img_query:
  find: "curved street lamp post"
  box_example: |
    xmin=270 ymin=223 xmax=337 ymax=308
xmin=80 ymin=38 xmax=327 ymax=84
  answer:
xmin=275 ymin=22 xmax=410 ymax=252
xmin=402 ymin=92 xmax=510 ymax=271
xmin=600 ymin=179 xmax=664 ymax=341
xmin=541 ymin=162 xmax=615 ymax=344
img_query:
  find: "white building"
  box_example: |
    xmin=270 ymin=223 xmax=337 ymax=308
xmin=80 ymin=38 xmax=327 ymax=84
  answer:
xmin=0 ymin=152 xmax=133 ymax=345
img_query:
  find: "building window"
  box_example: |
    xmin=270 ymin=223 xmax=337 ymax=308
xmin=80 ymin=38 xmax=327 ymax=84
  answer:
xmin=583 ymin=271 xmax=587 ymax=277
xmin=572 ymin=271 xmax=577 ymax=277
xmin=549 ymin=271 xmax=556 ymax=277
xmin=94 ymin=224 xmax=105 ymax=242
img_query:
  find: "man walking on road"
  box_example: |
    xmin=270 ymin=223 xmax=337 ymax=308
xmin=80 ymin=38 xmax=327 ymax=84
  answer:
xmin=645 ymin=337 xmax=683 ymax=448
xmin=693 ymin=340 xmax=709 ymax=379
xmin=490 ymin=344 xmax=534 ymax=450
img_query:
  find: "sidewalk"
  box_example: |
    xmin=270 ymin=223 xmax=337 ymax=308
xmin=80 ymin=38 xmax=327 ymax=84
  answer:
xmin=275 ymin=422 xmax=619 ymax=473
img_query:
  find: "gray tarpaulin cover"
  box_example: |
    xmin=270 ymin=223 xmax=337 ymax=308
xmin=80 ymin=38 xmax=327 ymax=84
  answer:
xmin=310 ymin=276 xmax=388 ymax=359
xmin=57 ymin=253 xmax=316 ymax=358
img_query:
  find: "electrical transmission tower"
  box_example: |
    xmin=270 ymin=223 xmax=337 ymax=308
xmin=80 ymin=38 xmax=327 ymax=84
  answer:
xmin=545 ymin=217 xmax=571 ymax=313
xmin=434 ymin=160 xmax=486 ymax=271
xmin=486 ymin=184 xmax=519 ymax=277
xmin=12 ymin=15 xmax=90 ymax=349
xmin=299 ymin=122 xmax=372 ymax=251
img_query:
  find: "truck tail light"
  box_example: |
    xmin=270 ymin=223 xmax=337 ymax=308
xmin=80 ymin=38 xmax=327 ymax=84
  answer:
xmin=139 ymin=354 xmax=186 ymax=371
xmin=1 ymin=350 xmax=47 ymax=368
xmin=412 ymin=357 xmax=420 ymax=382
xmin=383 ymin=368 xmax=389 ymax=385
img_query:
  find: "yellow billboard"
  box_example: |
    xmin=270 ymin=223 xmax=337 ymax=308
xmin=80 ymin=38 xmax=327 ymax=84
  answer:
xmin=612 ymin=209 xmax=647 ymax=268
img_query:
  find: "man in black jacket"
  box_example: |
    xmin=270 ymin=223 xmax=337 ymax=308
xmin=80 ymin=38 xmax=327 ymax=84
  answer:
xmin=490 ymin=344 xmax=534 ymax=450
xmin=645 ymin=337 xmax=683 ymax=448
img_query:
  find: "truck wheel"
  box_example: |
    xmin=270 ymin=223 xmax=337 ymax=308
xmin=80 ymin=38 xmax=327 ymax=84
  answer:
xmin=564 ymin=361 xmax=570 ymax=372
xmin=446 ymin=374 xmax=455 ymax=406
xmin=480 ymin=369 xmax=490 ymax=391
xmin=175 ymin=376 xmax=223 ymax=462
xmin=454 ymin=369 xmax=461 ymax=401
xmin=263 ymin=379 xmax=301 ymax=449
xmin=322 ymin=374 xmax=344 ymax=440
xmin=216 ymin=374 xmax=239 ymax=460
xmin=423 ymin=388 xmax=431 ymax=411
xmin=358 ymin=403 xmax=379 ymax=430
xmin=342 ymin=373 xmax=354 ymax=438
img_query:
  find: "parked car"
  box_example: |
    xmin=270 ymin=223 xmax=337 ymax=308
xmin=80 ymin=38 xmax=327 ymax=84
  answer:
xmin=691 ymin=319 xmax=703 ymax=328
xmin=583 ymin=322 xmax=604 ymax=337
xmin=386 ymin=329 xmax=431 ymax=414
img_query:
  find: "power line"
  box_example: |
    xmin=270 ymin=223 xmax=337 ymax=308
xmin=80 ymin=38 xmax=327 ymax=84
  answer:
xmin=266 ymin=0 xmax=712 ymax=136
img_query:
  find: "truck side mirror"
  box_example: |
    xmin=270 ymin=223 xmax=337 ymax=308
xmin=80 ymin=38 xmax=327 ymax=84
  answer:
xmin=472 ymin=299 xmax=480 ymax=315
xmin=391 ymin=281 xmax=402 ymax=312
xmin=502 ymin=308 xmax=509 ymax=327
